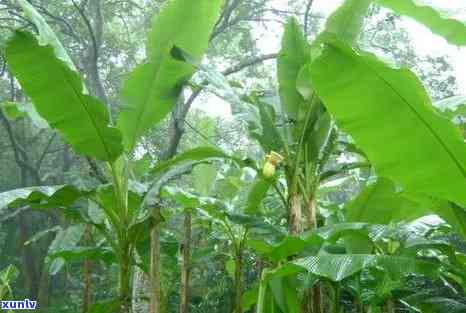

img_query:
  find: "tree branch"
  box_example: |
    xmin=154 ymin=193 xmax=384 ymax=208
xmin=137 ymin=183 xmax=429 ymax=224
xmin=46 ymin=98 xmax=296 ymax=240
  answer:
xmin=304 ymin=0 xmax=315 ymax=35
xmin=222 ymin=53 xmax=277 ymax=76
xmin=36 ymin=133 xmax=57 ymax=171
xmin=0 ymin=111 xmax=41 ymax=183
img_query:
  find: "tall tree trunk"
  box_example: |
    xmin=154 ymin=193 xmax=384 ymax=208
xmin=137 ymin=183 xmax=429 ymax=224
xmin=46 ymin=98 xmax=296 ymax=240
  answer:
xmin=18 ymin=214 xmax=39 ymax=299
xmin=149 ymin=96 xmax=188 ymax=313
xmin=37 ymin=265 xmax=50 ymax=309
xmin=120 ymin=244 xmax=132 ymax=313
xmin=150 ymin=207 xmax=162 ymax=313
xmin=83 ymin=0 xmax=109 ymax=106
xmin=82 ymin=226 xmax=93 ymax=313
xmin=332 ymin=285 xmax=341 ymax=313
xmin=82 ymin=259 xmax=92 ymax=312
xmin=132 ymin=263 xmax=150 ymax=313
xmin=306 ymin=196 xmax=323 ymax=313
xmin=179 ymin=211 xmax=192 ymax=313
xmin=234 ymin=244 xmax=243 ymax=313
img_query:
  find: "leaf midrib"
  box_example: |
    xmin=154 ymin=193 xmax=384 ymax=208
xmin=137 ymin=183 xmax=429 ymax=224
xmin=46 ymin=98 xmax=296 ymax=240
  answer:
xmin=60 ymin=65 xmax=114 ymax=160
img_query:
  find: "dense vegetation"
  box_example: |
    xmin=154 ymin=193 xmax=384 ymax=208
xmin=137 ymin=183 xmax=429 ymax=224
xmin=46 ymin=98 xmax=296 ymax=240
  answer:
xmin=0 ymin=0 xmax=465 ymax=313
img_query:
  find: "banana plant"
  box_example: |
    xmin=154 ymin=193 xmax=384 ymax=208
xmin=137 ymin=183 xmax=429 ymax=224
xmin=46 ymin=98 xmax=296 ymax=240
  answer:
xmin=2 ymin=0 xmax=226 ymax=312
xmin=252 ymin=218 xmax=465 ymax=313
xmin=260 ymin=1 xmax=466 ymax=309
xmin=191 ymin=2 xmax=466 ymax=312
xmin=161 ymin=162 xmax=284 ymax=313
xmin=308 ymin=0 xmax=466 ymax=230
xmin=159 ymin=163 xmax=217 ymax=313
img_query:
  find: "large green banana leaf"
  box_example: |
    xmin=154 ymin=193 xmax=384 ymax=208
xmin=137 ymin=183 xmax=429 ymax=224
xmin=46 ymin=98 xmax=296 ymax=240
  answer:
xmin=321 ymin=0 xmax=372 ymax=44
xmin=15 ymin=0 xmax=78 ymax=72
xmin=417 ymin=297 xmax=466 ymax=313
xmin=376 ymin=0 xmax=466 ymax=46
xmin=309 ymin=38 xmax=466 ymax=208
xmin=277 ymin=18 xmax=312 ymax=121
xmin=150 ymin=146 xmax=243 ymax=178
xmin=278 ymin=19 xmax=335 ymax=162
xmin=294 ymin=254 xmax=438 ymax=282
xmin=0 ymin=185 xmax=83 ymax=218
xmin=245 ymin=176 xmax=272 ymax=214
xmin=117 ymin=0 xmax=223 ymax=151
xmin=268 ymin=276 xmax=300 ymax=313
xmin=117 ymin=58 xmax=193 ymax=151
xmin=345 ymin=178 xmax=435 ymax=224
xmin=192 ymin=164 xmax=217 ymax=196
xmin=323 ymin=0 xmax=466 ymax=47
xmin=248 ymin=236 xmax=317 ymax=263
xmin=0 ymin=184 xmax=89 ymax=256
xmin=343 ymin=178 xmax=466 ymax=237
xmin=146 ymin=0 xmax=222 ymax=63
xmin=5 ymin=32 xmax=123 ymax=161
xmin=47 ymin=224 xmax=85 ymax=275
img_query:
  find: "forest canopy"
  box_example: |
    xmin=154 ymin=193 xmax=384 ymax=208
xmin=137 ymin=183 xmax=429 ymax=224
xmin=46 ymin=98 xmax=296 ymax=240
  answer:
xmin=0 ymin=1 xmax=465 ymax=313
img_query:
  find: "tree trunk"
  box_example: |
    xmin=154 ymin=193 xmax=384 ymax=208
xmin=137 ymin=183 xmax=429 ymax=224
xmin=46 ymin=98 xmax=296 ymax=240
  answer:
xmin=120 ymin=246 xmax=132 ymax=313
xmin=332 ymin=285 xmax=341 ymax=313
xmin=132 ymin=265 xmax=150 ymax=313
xmin=306 ymin=195 xmax=317 ymax=229
xmin=385 ymin=299 xmax=394 ymax=313
xmin=37 ymin=264 xmax=50 ymax=309
xmin=289 ymin=193 xmax=302 ymax=235
xmin=150 ymin=208 xmax=162 ymax=313
xmin=148 ymin=96 xmax=188 ymax=313
xmin=82 ymin=226 xmax=93 ymax=312
xmin=84 ymin=0 xmax=109 ymax=106
xmin=234 ymin=246 xmax=243 ymax=313
xmin=302 ymin=289 xmax=313 ymax=313
xmin=18 ymin=214 xmax=39 ymax=299
xmin=179 ymin=211 xmax=192 ymax=313
xmin=81 ymin=262 xmax=92 ymax=312
xmin=306 ymin=196 xmax=323 ymax=313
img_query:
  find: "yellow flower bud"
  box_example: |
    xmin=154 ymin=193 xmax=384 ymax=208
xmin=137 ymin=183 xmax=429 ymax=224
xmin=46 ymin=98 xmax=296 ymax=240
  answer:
xmin=262 ymin=161 xmax=276 ymax=178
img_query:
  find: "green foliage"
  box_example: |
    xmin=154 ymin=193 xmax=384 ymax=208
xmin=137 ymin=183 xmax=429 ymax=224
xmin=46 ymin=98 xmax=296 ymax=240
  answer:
xmin=117 ymin=55 xmax=193 ymax=151
xmin=193 ymin=164 xmax=217 ymax=196
xmin=15 ymin=0 xmax=78 ymax=72
xmin=248 ymin=98 xmax=284 ymax=152
xmin=117 ymin=0 xmax=224 ymax=151
xmin=151 ymin=146 xmax=243 ymax=178
xmin=0 ymin=265 xmax=18 ymax=301
xmin=50 ymin=247 xmax=116 ymax=265
xmin=86 ymin=299 xmax=120 ymax=313
xmin=47 ymin=224 xmax=85 ymax=275
xmin=417 ymin=297 xmax=466 ymax=313
xmin=0 ymin=185 xmax=82 ymax=220
xmin=268 ymin=276 xmax=300 ymax=313
xmin=321 ymin=0 xmax=372 ymax=44
xmin=3 ymin=1 xmax=466 ymax=312
xmin=309 ymin=38 xmax=466 ymax=207
xmin=294 ymin=254 xmax=438 ymax=282
xmin=345 ymin=178 xmax=435 ymax=224
xmin=146 ymin=0 xmax=223 ymax=64
xmin=245 ymin=177 xmax=272 ymax=214
xmin=0 ymin=101 xmax=25 ymax=120
xmin=5 ymin=32 xmax=123 ymax=161
xmin=277 ymin=18 xmax=311 ymax=121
